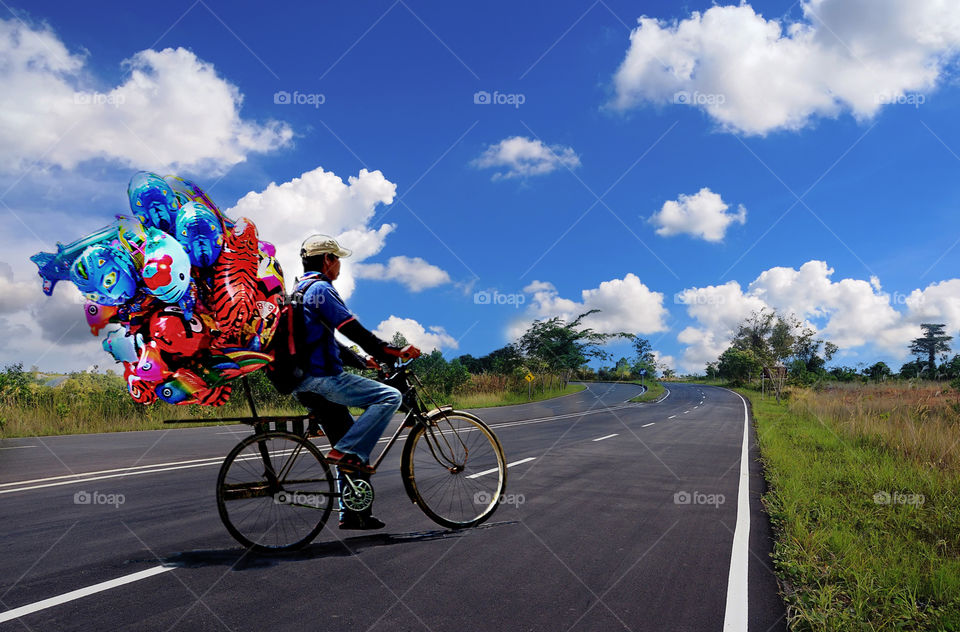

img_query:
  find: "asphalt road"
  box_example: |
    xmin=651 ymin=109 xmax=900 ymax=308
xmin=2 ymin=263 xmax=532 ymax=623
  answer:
xmin=0 ymin=382 xmax=786 ymax=631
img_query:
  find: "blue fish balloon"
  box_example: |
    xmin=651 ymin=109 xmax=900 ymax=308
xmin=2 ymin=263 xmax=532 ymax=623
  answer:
xmin=128 ymin=172 xmax=180 ymax=233
xmin=175 ymin=202 xmax=223 ymax=268
xmin=141 ymin=228 xmax=193 ymax=313
xmin=69 ymin=243 xmax=140 ymax=306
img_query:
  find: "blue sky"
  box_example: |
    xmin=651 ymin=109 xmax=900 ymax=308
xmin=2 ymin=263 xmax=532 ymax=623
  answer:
xmin=3 ymin=0 xmax=960 ymax=374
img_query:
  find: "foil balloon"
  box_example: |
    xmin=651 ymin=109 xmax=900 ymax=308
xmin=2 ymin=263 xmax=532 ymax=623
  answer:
xmin=253 ymin=250 xmax=285 ymax=348
xmin=219 ymin=348 xmax=273 ymax=379
xmin=102 ymin=327 xmax=142 ymax=364
xmin=156 ymin=368 xmax=208 ymax=404
xmin=70 ymin=244 xmax=140 ymax=306
xmin=209 ymin=218 xmax=259 ymax=341
xmin=174 ymin=202 xmax=223 ymax=268
xmin=164 ymin=175 xmax=231 ymax=233
xmin=127 ymin=374 xmax=158 ymax=405
xmin=31 ymin=222 xmax=120 ymax=296
xmin=85 ymin=302 xmax=118 ymax=335
xmin=149 ymin=305 xmax=211 ymax=356
xmin=128 ymin=172 xmax=181 ymax=233
xmin=193 ymin=384 xmax=232 ymax=406
xmin=141 ymin=228 xmax=192 ymax=306
xmin=135 ymin=340 xmax=171 ymax=382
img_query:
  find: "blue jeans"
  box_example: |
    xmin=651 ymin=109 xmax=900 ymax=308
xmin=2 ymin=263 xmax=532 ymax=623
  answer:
xmin=294 ymin=372 xmax=401 ymax=463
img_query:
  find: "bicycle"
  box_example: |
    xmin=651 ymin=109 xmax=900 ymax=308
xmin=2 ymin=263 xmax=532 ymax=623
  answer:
xmin=169 ymin=362 xmax=507 ymax=552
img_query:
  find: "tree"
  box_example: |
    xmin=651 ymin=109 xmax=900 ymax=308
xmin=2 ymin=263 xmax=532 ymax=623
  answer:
xmin=705 ymin=362 xmax=719 ymax=380
xmin=717 ymin=348 xmax=762 ymax=386
xmin=631 ymin=337 xmax=657 ymax=377
xmin=518 ymin=310 xmax=628 ymax=387
xmin=909 ymin=323 xmax=952 ymax=376
xmin=865 ymin=361 xmax=892 ymax=383
xmin=899 ymin=360 xmax=922 ymax=379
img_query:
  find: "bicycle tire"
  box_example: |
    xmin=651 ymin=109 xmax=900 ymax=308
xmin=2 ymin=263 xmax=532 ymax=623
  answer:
xmin=216 ymin=431 xmax=335 ymax=552
xmin=400 ymin=411 xmax=507 ymax=529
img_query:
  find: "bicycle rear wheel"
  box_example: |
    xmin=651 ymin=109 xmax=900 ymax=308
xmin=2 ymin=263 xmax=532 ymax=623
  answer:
xmin=216 ymin=431 xmax=335 ymax=552
xmin=401 ymin=411 xmax=507 ymax=528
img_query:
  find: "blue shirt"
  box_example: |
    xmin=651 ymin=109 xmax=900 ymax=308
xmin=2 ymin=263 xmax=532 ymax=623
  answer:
xmin=297 ymin=272 xmax=355 ymax=377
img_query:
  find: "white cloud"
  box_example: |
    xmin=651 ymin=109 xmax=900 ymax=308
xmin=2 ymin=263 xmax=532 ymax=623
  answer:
xmin=673 ymin=260 xmax=952 ymax=372
xmin=226 ymin=166 xmax=398 ymax=297
xmin=610 ymin=1 xmax=960 ymax=135
xmin=0 ymin=262 xmax=37 ymax=315
xmin=373 ymin=316 xmax=458 ymax=353
xmin=353 ymin=256 xmax=451 ymax=292
xmin=510 ymin=274 xmax=668 ymax=340
xmin=0 ymin=18 xmax=292 ymax=173
xmin=650 ymin=188 xmax=746 ymax=242
xmin=472 ymin=136 xmax=580 ymax=180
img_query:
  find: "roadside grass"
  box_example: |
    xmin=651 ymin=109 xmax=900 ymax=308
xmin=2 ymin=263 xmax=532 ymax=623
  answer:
xmin=448 ymin=383 xmax=585 ymax=409
xmin=629 ymin=381 xmax=665 ymax=403
xmin=0 ymin=370 xmax=586 ymax=438
xmin=743 ymin=387 xmax=960 ymax=631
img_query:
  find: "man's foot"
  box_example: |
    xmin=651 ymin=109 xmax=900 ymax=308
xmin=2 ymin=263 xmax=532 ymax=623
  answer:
xmin=339 ymin=514 xmax=386 ymax=530
xmin=325 ymin=449 xmax=375 ymax=474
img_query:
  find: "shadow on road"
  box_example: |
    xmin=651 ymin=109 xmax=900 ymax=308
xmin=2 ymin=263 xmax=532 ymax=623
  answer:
xmin=157 ymin=521 xmax=518 ymax=571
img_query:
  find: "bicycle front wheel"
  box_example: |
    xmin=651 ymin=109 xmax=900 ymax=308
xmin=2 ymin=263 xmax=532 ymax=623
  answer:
xmin=216 ymin=431 xmax=335 ymax=552
xmin=401 ymin=411 xmax=507 ymax=529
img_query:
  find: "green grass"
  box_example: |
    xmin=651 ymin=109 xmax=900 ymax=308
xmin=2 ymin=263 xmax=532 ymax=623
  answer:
xmin=628 ymin=380 xmax=665 ymax=403
xmin=742 ymin=389 xmax=960 ymax=631
xmin=446 ymin=382 xmax=585 ymax=409
xmin=0 ymin=371 xmax=586 ymax=438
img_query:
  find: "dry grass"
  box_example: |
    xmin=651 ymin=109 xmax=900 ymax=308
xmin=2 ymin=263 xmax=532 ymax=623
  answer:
xmin=789 ymin=382 xmax=960 ymax=473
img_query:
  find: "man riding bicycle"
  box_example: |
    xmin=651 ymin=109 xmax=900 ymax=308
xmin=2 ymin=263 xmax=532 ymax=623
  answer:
xmin=292 ymin=234 xmax=420 ymax=530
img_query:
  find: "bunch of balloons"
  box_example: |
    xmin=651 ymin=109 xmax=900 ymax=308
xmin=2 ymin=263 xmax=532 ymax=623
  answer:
xmin=31 ymin=172 xmax=286 ymax=406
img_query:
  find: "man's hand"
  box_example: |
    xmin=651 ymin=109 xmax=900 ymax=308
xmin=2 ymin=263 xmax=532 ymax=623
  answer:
xmin=383 ymin=344 xmax=421 ymax=361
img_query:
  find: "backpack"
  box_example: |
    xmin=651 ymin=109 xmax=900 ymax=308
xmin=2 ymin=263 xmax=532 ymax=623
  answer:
xmin=265 ymin=278 xmax=320 ymax=394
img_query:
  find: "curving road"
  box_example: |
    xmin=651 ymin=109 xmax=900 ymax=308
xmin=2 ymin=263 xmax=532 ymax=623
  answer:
xmin=0 ymin=382 xmax=786 ymax=631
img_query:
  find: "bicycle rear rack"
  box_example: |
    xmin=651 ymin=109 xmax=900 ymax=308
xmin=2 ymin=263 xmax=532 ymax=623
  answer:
xmin=161 ymin=376 xmax=321 ymax=436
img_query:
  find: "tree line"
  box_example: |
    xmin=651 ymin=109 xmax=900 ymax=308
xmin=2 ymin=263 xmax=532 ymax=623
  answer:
xmin=707 ymin=310 xmax=958 ymax=388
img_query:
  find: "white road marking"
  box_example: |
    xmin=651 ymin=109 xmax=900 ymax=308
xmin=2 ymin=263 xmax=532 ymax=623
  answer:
xmin=683 ymin=410 xmax=690 ymax=414
xmin=592 ymin=434 xmax=618 ymax=442
xmin=466 ymin=457 xmax=535 ymax=479
xmin=641 ymin=423 xmax=655 ymax=428
xmin=723 ymin=388 xmax=751 ymax=632
xmin=0 ymin=445 xmax=37 ymax=450
xmin=0 ymin=565 xmax=174 ymax=624
xmin=668 ymin=415 xmax=676 ymax=419
xmin=2 ymin=402 xmax=639 ymax=495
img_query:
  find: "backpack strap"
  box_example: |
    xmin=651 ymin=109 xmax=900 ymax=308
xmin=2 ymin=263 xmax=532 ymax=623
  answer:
xmin=290 ymin=277 xmax=322 ymax=358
